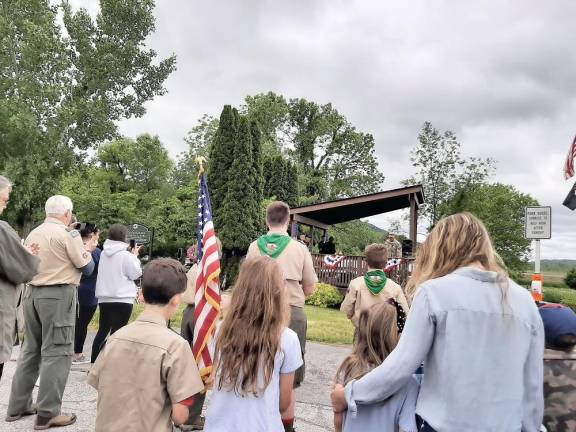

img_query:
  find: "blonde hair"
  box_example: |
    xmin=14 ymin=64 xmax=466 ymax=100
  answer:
xmin=0 ymin=175 xmax=12 ymax=192
xmin=215 ymin=256 xmax=289 ymax=396
xmin=335 ymin=302 xmax=399 ymax=385
xmin=405 ymin=212 xmax=508 ymax=301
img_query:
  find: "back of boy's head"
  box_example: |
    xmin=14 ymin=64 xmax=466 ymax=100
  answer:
xmin=266 ymin=201 xmax=290 ymax=228
xmin=142 ymin=258 xmax=187 ymax=305
xmin=365 ymin=243 xmax=388 ymax=269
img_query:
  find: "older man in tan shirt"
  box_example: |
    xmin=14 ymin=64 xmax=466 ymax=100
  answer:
xmin=6 ymin=195 xmax=95 ymax=430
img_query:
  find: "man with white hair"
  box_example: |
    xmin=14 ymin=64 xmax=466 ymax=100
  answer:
xmin=6 ymin=195 xmax=96 ymax=430
xmin=0 ymin=175 xmax=39 ymax=384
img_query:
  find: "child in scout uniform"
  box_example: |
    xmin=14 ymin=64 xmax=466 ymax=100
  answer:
xmin=246 ymin=201 xmax=317 ymax=432
xmin=88 ymin=258 xmax=204 ymax=432
xmin=340 ymin=243 xmax=409 ymax=329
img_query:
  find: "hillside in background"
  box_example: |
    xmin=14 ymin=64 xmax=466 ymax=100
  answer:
xmin=531 ymin=259 xmax=576 ymax=273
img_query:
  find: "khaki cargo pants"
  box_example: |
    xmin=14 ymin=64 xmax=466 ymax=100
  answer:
xmin=8 ymin=285 xmax=76 ymax=419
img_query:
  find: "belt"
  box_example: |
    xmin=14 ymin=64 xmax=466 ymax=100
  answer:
xmin=29 ymin=283 xmax=75 ymax=288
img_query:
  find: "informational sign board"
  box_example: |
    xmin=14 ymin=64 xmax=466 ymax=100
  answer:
xmin=125 ymin=223 xmax=153 ymax=244
xmin=524 ymin=207 xmax=552 ymax=240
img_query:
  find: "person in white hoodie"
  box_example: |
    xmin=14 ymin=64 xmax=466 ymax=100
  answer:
xmin=91 ymin=224 xmax=142 ymax=363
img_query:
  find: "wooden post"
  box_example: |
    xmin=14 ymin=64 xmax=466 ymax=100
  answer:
xmin=409 ymin=194 xmax=418 ymax=250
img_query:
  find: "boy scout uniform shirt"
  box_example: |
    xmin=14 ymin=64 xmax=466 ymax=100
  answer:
xmin=25 ymin=217 xmax=91 ymax=286
xmin=88 ymin=312 xmax=204 ymax=432
xmin=247 ymin=235 xmax=318 ymax=308
xmin=340 ymin=276 xmax=410 ymax=327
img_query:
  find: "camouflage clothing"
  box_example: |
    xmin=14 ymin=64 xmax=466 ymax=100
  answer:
xmin=543 ymin=347 xmax=576 ymax=432
xmin=384 ymin=239 xmax=402 ymax=259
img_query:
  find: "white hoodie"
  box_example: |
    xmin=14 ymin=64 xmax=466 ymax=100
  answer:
xmin=95 ymin=239 xmax=142 ymax=304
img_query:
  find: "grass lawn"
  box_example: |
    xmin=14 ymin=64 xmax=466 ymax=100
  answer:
xmin=543 ymin=286 xmax=576 ymax=310
xmin=89 ymin=304 xmax=354 ymax=345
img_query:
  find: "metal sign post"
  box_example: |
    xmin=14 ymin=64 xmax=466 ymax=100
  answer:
xmin=524 ymin=206 xmax=552 ymax=301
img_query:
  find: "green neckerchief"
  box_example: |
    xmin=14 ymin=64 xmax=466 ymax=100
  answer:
xmin=364 ymin=270 xmax=388 ymax=295
xmin=257 ymin=233 xmax=291 ymax=259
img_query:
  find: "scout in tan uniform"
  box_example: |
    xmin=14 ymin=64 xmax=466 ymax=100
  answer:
xmin=6 ymin=195 xmax=95 ymax=430
xmin=0 ymin=176 xmax=39 ymax=383
xmin=384 ymin=234 xmax=402 ymax=259
xmin=246 ymin=201 xmax=317 ymax=432
xmin=88 ymin=258 xmax=204 ymax=432
xmin=340 ymin=244 xmax=409 ymax=328
xmin=179 ymin=238 xmax=221 ymax=431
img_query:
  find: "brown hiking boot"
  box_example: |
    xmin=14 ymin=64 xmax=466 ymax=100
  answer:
xmin=34 ymin=413 xmax=77 ymax=430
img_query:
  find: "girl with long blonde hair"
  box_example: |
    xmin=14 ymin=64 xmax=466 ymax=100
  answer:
xmin=204 ymin=256 xmax=303 ymax=432
xmin=332 ymin=213 xmax=544 ymax=432
xmin=334 ymin=301 xmax=418 ymax=432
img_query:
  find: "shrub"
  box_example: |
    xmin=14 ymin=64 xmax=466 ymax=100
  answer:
xmin=564 ymin=268 xmax=576 ymax=289
xmin=305 ymin=283 xmax=343 ymax=309
xmin=543 ymin=289 xmax=563 ymax=304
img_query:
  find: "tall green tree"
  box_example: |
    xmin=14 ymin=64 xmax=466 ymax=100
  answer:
xmin=98 ymin=134 xmax=172 ymax=192
xmin=405 ymin=122 xmax=495 ymax=228
xmin=0 ymin=0 xmax=175 ymax=230
xmin=220 ymin=117 xmax=256 ymax=250
xmin=186 ymin=92 xmax=384 ymax=203
xmin=250 ymin=120 xmax=265 ymax=233
xmin=285 ymin=162 xmax=299 ymax=208
xmin=208 ymin=106 xmax=237 ymax=230
xmin=442 ymin=183 xmax=538 ymax=271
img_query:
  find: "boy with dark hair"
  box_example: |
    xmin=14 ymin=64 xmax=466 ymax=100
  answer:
xmin=341 ymin=243 xmax=409 ymax=328
xmin=88 ymin=258 xmax=204 ymax=432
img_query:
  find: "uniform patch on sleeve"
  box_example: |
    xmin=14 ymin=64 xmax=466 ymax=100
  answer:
xmin=70 ymin=230 xmax=80 ymax=238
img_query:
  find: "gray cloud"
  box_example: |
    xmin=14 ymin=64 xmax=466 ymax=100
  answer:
xmin=71 ymin=0 xmax=576 ymax=258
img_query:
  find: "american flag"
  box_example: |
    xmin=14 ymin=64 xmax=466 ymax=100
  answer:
xmin=193 ymin=170 xmax=221 ymax=380
xmin=564 ymin=134 xmax=576 ymax=180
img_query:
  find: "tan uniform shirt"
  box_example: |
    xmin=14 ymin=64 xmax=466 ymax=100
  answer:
xmin=384 ymin=239 xmax=402 ymax=259
xmin=88 ymin=312 xmax=204 ymax=432
xmin=181 ymin=264 xmax=199 ymax=305
xmin=25 ymin=218 xmax=91 ymax=286
xmin=340 ymin=275 xmax=409 ymax=327
xmin=247 ymin=235 xmax=318 ymax=308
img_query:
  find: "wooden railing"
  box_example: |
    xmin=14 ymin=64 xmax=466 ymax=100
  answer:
xmin=312 ymin=254 xmax=414 ymax=290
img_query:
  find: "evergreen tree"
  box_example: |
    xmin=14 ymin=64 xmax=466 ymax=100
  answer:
xmin=220 ymin=116 xmax=255 ymax=250
xmin=285 ymin=162 xmax=299 ymax=207
xmin=267 ymin=156 xmax=288 ymax=201
xmin=208 ymin=105 xmax=237 ymax=229
xmin=250 ymin=120 xmax=265 ymax=234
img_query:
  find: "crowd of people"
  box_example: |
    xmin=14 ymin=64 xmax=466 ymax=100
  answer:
xmin=1 ymin=173 xmax=575 ymax=432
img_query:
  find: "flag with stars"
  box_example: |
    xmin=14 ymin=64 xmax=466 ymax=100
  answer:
xmin=192 ymin=170 xmax=221 ymax=380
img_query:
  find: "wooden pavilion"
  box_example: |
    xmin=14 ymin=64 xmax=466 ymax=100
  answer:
xmin=289 ymin=185 xmax=424 ymax=288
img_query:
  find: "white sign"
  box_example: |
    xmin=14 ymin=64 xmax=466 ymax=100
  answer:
xmin=525 ymin=206 xmax=552 ymax=239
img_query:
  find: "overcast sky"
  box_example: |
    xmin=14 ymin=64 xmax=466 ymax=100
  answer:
xmin=71 ymin=0 xmax=576 ymax=259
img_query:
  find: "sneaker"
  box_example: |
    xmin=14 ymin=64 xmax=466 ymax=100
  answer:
xmin=72 ymin=354 xmax=90 ymax=365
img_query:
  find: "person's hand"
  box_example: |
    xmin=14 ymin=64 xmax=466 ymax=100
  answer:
xmin=331 ymin=383 xmax=347 ymax=413
xmin=26 ymin=243 xmax=40 ymax=255
xmin=131 ymin=244 xmax=143 ymax=256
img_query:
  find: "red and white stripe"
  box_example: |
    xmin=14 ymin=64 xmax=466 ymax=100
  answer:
xmin=564 ymin=134 xmax=576 ymax=180
xmin=193 ymin=220 xmax=221 ymax=379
